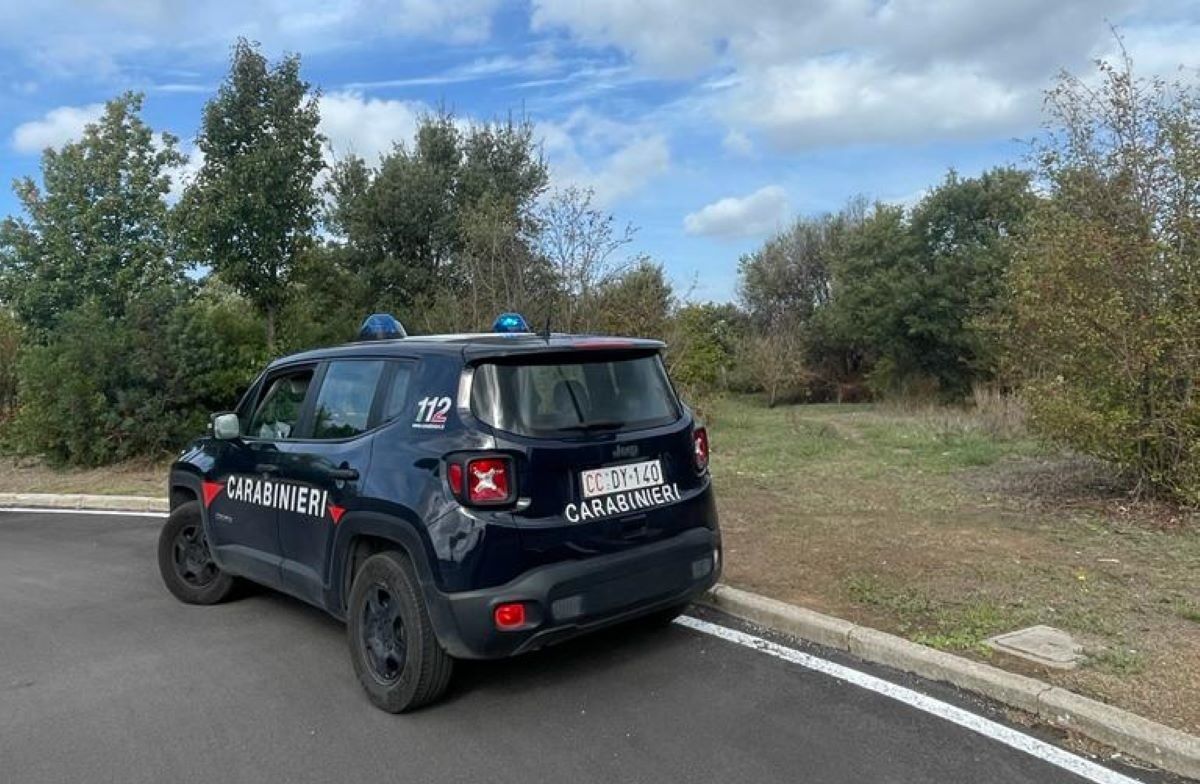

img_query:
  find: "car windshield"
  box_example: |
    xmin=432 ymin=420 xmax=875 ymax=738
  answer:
xmin=470 ymin=354 xmax=680 ymax=437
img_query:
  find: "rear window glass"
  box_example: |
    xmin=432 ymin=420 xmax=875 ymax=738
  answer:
xmin=471 ymin=354 xmax=680 ymax=437
xmin=311 ymin=360 xmax=384 ymax=439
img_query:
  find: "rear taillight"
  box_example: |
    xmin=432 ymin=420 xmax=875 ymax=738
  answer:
xmin=693 ymin=426 xmax=709 ymax=472
xmin=467 ymin=457 xmax=511 ymax=503
xmin=493 ymin=602 xmax=526 ymax=630
xmin=447 ymin=463 xmax=464 ymax=495
xmin=446 ymin=455 xmax=515 ymax=506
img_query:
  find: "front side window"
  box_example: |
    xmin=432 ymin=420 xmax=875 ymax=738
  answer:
xmin=247 ymin=369 xmax=313 ymax=440
xmin=471 ymin=354 xmax=680 ymax=437
xmin=311 ymin=361 xmax=385 ymax=439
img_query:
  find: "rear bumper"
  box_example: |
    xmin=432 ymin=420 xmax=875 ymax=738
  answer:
xmin=427 ymin=526 xmax=721 ymax=659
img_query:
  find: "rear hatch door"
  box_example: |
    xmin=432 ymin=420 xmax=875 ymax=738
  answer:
xmin=468 ymin=346 xmax=711 ymax=569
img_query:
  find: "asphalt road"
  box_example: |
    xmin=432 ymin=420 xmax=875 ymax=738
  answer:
xmin=0 ymin=511 xmax=1168 ymax=784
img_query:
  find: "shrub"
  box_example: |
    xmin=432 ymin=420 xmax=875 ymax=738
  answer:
xmin=8 ymin=290 xmax=265 ymax=466
xmin=1008 ymin=56 xmax=1200 ymax=502
xmin=0 ymin=309 xmax=19 ymax=424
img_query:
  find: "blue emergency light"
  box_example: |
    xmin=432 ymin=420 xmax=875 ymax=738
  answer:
xmin=492 ymin=312 xmax=530 ymax=334
xmin=358 ymin=313 xmax=407 ymax=341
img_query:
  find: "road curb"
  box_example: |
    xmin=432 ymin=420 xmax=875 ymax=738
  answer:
xmin=702 ymin=583 xmax=1200 ymax=780
xmin=0 ymin=492 xmax=168 ymax=512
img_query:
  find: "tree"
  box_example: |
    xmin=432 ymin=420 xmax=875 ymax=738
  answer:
xmin=667 ymin=302 xmax=744 ymax=395
xmin=1008 ymin=51 xmax=1200 ymax=501
xmin=538 ymin=186 xmax=635 ymax=332
xmin=587 ymin=260 xmax=673 ymax=339
xmin=814 ymin=171 xmax=1035 ymax=399
xmin=323 ymin=112 xmax=551 ymax=332
xmin=905 ymin=168 xmax=1036 ymax=391
xmin=179 ymin=39 xmax=323 ymax=351
xmin=737 ymin=207 xmax=855 ymax=330
xmin=0 ymin=93 xmax=184 ymax=335
xmin=0 ymin=309 xmax=19 ymax=423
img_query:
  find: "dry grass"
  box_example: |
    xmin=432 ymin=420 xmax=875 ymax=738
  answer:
xmin=0 ymin=455 xmax=168 ymax=496
xmin=709 ymin=395 xmax=1200 ymax=735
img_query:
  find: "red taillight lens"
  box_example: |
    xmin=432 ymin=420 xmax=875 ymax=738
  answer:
xmin=693 ymin=427 xmax=710 ymax=472
xmin=447 ymin=463 xmax=463 ymax=495
xmin=467 ymin=457 xmax=511 ymax=503
xmin=494 ymin=602 xmax=526 ymax=629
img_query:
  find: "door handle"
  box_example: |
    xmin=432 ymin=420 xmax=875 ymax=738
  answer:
xmin=255 ymin=463 xmax=280 ymax=475
xmin=327 ymin=467 xmax=359 ymax=481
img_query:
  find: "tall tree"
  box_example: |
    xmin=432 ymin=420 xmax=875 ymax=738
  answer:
xmin=0 ymin=92 xmax=184 ymax=335
xmin=538 ymin=186 xmax=634 ymax=332
xmin=323 ymin=112 xmax=550 ymax=330
xmin=179 ymin=38 xmax=323 ymax=351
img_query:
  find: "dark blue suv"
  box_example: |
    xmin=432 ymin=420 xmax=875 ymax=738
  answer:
xmin=158 ymin=317 xmax=721 ymax=712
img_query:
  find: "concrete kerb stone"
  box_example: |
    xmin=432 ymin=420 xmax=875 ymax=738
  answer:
xmin=706 ymin=584 xmax=855 ymax=651
xmin=0 ymin=493 xmax=168 ymax=513
xmin=1039 ymin=686 xmax=1200 ymax=780
xmin=701 ymin=583 xmax=1200 ymax=780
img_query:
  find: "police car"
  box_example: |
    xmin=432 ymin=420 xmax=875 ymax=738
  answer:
xmin=159 ymin=313 xmax=721 ymax=712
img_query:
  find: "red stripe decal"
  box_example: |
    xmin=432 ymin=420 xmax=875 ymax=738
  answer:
xmin=201 ymin=480 xmax=224 ymax=509
xmin=328 ymin=504 xmax=346 ymax=525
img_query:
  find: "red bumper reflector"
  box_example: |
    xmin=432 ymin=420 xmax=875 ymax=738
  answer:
xmin=494 ymin=602 xmax=526 ymax=630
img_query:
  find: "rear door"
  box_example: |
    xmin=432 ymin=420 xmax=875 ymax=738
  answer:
xmin=272 ymin=358 xmax=394 ymax=606
xmin=469 ymin=351 xmax=708 ymax=567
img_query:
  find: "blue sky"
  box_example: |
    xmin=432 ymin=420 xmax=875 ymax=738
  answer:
xmin=1 ymin=1 xmax=1198 ymax=303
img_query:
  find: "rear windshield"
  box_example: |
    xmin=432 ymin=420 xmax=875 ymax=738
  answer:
xmin=471 ymin=354 xmax=681 ymax=437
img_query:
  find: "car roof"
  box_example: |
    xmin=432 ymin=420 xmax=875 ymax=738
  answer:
xmin=267 ymin=333 xmax=666 ymax=370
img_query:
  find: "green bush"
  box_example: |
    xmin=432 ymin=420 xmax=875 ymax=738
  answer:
xmin=1009 ymin=58 xmax=1200 ymax=503
xmin=0 ymin=309 xmax=19 ymax=424
xmin=8 ymin=290 xmax=265 ymax=466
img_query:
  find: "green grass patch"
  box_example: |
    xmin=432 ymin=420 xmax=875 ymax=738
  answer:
xmin=1174 ymin=599 xmax=1200 ymax=624
xmin=845 ymin=573 xmax=1026 ymax=653
xmin=1087 ymin=647 xmax=1148 ymax=675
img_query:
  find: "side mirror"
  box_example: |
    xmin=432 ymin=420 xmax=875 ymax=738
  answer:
xmin=212 ymin=413 xmax=241 ymax=441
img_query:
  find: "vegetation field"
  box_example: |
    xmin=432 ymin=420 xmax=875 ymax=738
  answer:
xmin=707 ymin=396 xmax=1200 ymax=735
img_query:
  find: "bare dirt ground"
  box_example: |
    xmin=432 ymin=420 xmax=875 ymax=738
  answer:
xmin=708 ymin=397 xmax=1200 ymax=735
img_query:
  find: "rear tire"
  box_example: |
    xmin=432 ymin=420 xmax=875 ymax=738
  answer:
xmin=157 ymin=501 xmax=237 ymax=605
xmin=347 ymin=551 xmax=453 ymax=713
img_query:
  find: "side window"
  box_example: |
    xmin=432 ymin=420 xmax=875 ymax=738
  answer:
xmin=311 ymin=361 xmax=385 ymax=440
xmin=380 ymin=363 xmax=414 ymax=424
xmin=247 ymin=369 xmax=314 ymax=440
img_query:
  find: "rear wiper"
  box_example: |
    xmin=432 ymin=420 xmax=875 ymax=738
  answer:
xmin=557 ymin=420 xmax=627 ymax=433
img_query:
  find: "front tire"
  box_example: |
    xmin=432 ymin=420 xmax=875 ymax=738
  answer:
xmin=157 ymin=501 xmax=237 ymax=605
xmin=347 ymin=551 xmax=453 ymax=713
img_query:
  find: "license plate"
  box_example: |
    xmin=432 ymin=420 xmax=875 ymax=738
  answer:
xmin=580 ymin=459 xmax=663 ymax=499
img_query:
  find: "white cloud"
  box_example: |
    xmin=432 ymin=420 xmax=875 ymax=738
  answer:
xmin=530 ymin=0 xmax=1197 ymax=149
xmin=0 ymin=0 xmax=504 ymax=81
xmin=684 ymin=185 xmax=788 ymax=239
xmin=722 ymin=129 xmax=753 ymax=156
xmin=318 ymin=91 xmax=425 ymax=165
xmin=166 ymin=144 xmax=204 ymax=203
xmin=11 ymin=103 xmax=105 ymax=154
xmin=539 ymin=109 xmax=671 ymax=205
xmin=724 ymin=57 xmax=1030 ymax=149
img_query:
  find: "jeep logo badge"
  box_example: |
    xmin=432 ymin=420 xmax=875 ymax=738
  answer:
xmin=612 ymin=444 xmax=639 ymax=459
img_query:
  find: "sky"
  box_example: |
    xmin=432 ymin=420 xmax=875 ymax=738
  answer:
xmin=1 ymin=1 xmax=1198 ymax=303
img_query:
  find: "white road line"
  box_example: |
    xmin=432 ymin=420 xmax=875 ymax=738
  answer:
xmin=0 ymin=507 xmax=166 ymax=518
xmin=675 ymin=615 xmax=1144 ymax=784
